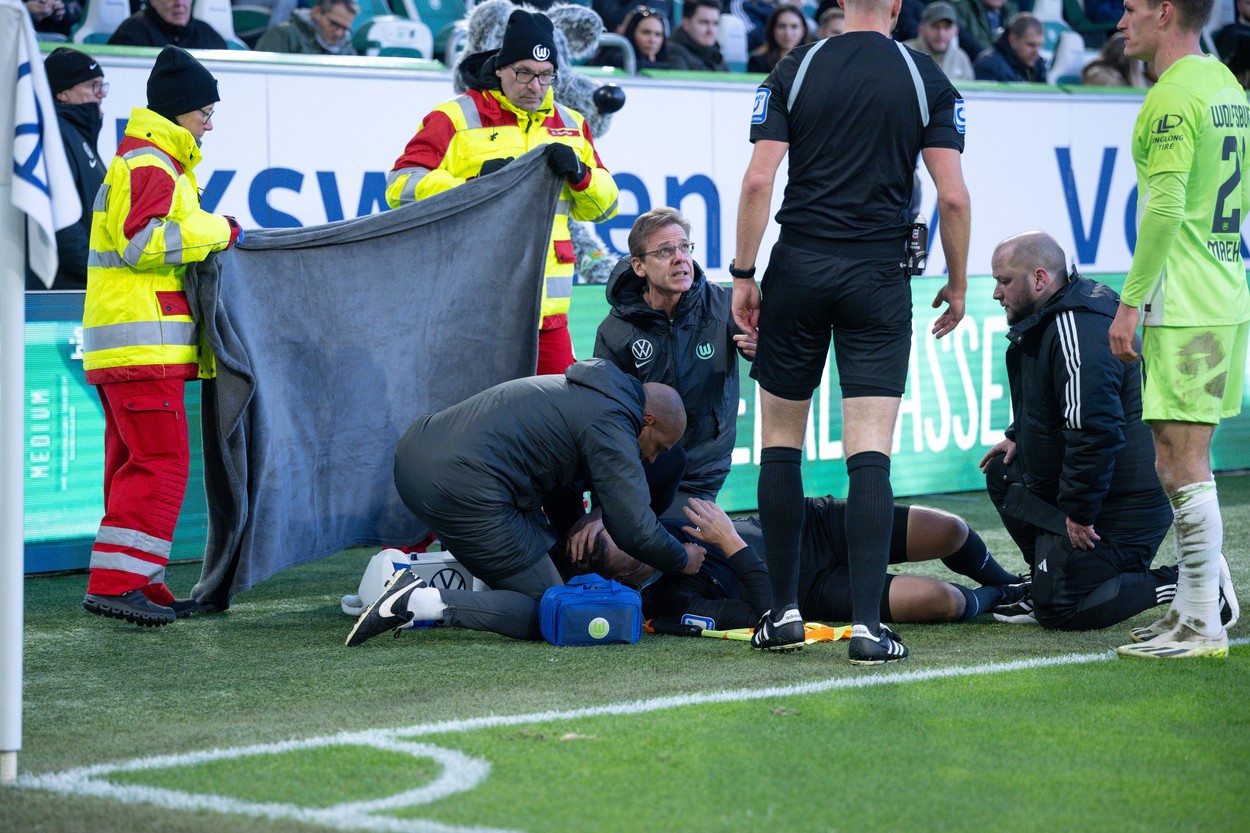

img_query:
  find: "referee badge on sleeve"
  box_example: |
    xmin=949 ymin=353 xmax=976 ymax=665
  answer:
xmin=954 ymin=98 xmax=966 ymax=134
xmin=752 ymin=88 xmax=771 ymax=124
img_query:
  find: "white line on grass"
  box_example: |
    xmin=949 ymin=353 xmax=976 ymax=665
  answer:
xmin=18 ymin=640 xmax=1248 ymax=833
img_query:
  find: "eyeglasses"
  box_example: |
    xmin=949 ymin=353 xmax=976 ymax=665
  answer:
xmin=90 ymin=81 xmax=109 ymax=95
xmin=510 ymin=65 xmax=557 ymax=86
xmin=197 ymin=107 xmax=214 ymax=124
xmin=322 ymin=15 xmax=354 ymax=34
xmin=639 ymin=242 xmax=695 ymax=260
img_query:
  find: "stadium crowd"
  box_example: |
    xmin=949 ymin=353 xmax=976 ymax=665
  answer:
xmin=29 ymin=0 xmax=1246 ymax=86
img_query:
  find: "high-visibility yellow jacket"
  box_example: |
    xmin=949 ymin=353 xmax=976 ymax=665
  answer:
xmin=83 ymin=108 xmax=238 ymax=385
xmin=386 ymin=87 xmax=618 ymax=328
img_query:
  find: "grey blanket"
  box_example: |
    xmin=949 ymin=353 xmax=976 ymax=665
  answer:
xmin=184 ymin=151 xmax=564 ymax=610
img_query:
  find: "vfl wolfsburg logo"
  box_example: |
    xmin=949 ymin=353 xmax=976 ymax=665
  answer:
xmin=588 ymin=617 xmax=611 ymax=639
xmin=696 ymin=342 xmax=715 ymax=360
xmin=532 ymin=44 xmax=551 ymax=61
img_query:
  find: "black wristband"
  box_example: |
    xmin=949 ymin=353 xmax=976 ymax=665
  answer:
xmin=728 ymin=259 xmax=756 ymax=279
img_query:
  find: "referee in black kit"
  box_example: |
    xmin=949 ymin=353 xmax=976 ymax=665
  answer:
xmin=731 ymin=0 xmax=971 ymax=664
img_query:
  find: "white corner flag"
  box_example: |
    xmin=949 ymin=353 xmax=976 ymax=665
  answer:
xmin=1 ymin=0 xmax=82 ymax=786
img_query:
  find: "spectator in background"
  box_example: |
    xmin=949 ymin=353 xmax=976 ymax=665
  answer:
xmin=255 ymin=0 xmax=358 ymax=55
xmin=905 ymin=2 xmax=974 ymax=81
xmin=30 ymin=48 xmax=107 ymax=292
xmin=748 ymin=4 xmax=809 ymax=72
xmin=25 ymin=0 xmax=81 ymax=39
xmin=1215 ymin=0 xmax=1250 ymax=86
xmin=667 ymin=0 xmax=730 ymax=71
xmin=1080 ymin=31 xmax=1149 ymax=86
xmin=815 ymin=5 xmax=844 ymax=37
xmin=974 ymin=12 xmax=1048 ymax=82
xmin=894 ymin=0 xmax=927 ymax=41
xmin=730 ymin=0 xmax=776 ymax=52
xmin=109 ymin=0 xmax=230 ymax=49
xmin=594 ymin=5 xmax=671 ymax=69
xmin=594 ymin=0 xmax=673 ymax=34
xmin=951 ymin=0 xmax=1017 ymax=59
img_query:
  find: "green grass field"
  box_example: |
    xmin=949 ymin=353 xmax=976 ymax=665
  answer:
xmin=3 ymin=476 xmax=1249 ymax=833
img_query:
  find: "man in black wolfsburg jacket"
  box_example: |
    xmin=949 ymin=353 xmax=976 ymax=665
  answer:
xmin=979 ymin=231 xmax=1179 ymax=631
xmin=594 ymin=207 xmax=754 ymax=516
xmin=349 ymin=359 xmax=706 ymax=645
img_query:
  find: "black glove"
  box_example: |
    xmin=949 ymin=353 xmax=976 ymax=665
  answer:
xmin=478 ymin=157 xmax=513 ymax=178
xmin=545 ymin=143 xmax=587 ymax=183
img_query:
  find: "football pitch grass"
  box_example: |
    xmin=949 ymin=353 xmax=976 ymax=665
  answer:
xmin=4 ymin=476 xmax=1249 ymax=833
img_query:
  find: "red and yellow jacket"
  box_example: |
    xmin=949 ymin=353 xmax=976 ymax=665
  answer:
xmin=386 ymin=87 xmax=618 ymax=327
xmin=83 ymin=108 xmax=238 ymax=384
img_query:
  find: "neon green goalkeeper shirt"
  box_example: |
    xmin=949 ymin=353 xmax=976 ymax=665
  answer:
xmin=1125 ymin=54 xmax=1250 ymax=326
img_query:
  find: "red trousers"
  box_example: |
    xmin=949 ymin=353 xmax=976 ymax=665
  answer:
xmin=87 ymin=378 xmax=190 ymax=597
xmin=536 ymin=322 xmax=575 ymax=376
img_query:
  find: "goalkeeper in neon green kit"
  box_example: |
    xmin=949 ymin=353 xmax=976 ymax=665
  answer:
xmin=1110 ymin=0 xmax=1248 ymax=658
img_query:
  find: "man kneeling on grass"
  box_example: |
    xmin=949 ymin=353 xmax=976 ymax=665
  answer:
xmin=560 ymin=496 xmax=1028 ymax=651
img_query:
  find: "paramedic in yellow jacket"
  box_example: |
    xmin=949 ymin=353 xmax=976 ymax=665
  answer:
xmin=81 ymin=45 xmax=242 ymax=628
xmin=386 ymin=9 xmax=619 ymax=375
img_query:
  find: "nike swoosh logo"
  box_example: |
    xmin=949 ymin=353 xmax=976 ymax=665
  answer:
xmin=377 ymin=579 xmax=419 ymax=620
xmin=89 ymin=63 xmax=98 ymax=70
xmin=635 ymin=357 xmax=653 ymax=368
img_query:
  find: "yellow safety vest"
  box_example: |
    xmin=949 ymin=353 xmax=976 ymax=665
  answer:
xmin=83 ymin=108 xmax=235 ymax=384
xmin=387 ymin=88 xmax=618 ymax=325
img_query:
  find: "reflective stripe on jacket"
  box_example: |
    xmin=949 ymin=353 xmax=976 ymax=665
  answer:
xmin=84 ymin=108 xmax=235 ymax=384
xmin=386 ymin=88 xmax=618 ymax=325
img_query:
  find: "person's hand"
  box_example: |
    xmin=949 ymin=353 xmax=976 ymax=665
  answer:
xmin=1109 ymin=303 xmax=1140 ymax=363
xmin=732 ymin=332 xmax=757 ymax=360
xmin=545 ymin=143 xmax=586 ymax=183
xmin=931 ymin=280 xmax=965 ymax=339
xmin=566 ymin=507 xmax=604 ymax=566
xmin=679 ymin=542 xmax=706 ymax=575
xmin=477 ymin=157 xmax=513 ymax=178
xmin=225 ymin=215 xmax=243 ymax=247
xmin=1066 ymin=516 xmax=1100 ymax=551
xmin=732 ymin=279 xmax=761 ymax=338
xmin=680 ymin=497 xmax=741 ymax=553
xmin=979 ymin=437 xmax=1016 ymax=472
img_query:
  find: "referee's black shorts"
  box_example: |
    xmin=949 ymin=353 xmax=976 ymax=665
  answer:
xmin=751 ymin=232 xmax=913 ymax=401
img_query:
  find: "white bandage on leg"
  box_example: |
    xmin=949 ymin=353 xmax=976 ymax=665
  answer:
xmin=1169 ymin=481 xmax=1223 ymax=636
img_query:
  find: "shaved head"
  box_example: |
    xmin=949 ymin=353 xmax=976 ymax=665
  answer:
xmin=996 ymin=230 xmax=1068 ymax=279
xmin=638 ymin=383 xmax=686 ymax=462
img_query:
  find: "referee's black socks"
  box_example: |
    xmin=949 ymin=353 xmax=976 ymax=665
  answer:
xmin=758 ymin=446 xmax=805 ymax=612
xmin=845 ymin=451 xmax=893 ymax=633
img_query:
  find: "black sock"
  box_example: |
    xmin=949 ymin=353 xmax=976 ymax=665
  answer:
xmin=758 ymin=446 xmax=804 ymax=613
xmin=953 ymin=583 xmax=1011 ymax=622
xmin=845 ymin=451 xmax=892 ymax=632
xmin=942 ymin=528 xmax=1019 ymax=587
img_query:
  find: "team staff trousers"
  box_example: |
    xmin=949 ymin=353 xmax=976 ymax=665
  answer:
xmin=985 ymin=455 xmax=1175 ymax=630
xmin=87 ymin=378 xmax=190 ymax=596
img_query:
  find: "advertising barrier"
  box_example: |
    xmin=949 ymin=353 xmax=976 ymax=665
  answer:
xmin=21 ymin=51 xmax=1250 ymax=572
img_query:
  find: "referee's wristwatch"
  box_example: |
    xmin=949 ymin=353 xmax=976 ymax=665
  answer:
xmin=728 ymin=259 xmax=756 ymax=279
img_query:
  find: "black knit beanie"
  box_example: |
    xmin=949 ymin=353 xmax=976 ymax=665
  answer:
xmin=146 ymin=45 xmax=219 ymax=122
xmin=44 ymin=48 xmax=104 ymax=97
xmin=493 ymin=10 xmax=558 ymax=70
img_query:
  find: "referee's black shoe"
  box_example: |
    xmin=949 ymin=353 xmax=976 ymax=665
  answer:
xmin=750 ymin=606 xmax=805 ymax=652
xmin=848 ymin=624 xmax=908 ymax=665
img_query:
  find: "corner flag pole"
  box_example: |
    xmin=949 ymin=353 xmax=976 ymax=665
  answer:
xmin=1 ymin=0 xmax=81 ymax=784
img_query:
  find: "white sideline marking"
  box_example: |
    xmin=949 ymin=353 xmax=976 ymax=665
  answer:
xmin=19 ymin=641 xmax=1248 ymax=833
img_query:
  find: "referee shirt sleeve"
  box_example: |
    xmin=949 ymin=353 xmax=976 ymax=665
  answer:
xmin=748 ymin=52 xmax=798 ymax=144
xmin=920 ymin=61 xmax=966 ymax=152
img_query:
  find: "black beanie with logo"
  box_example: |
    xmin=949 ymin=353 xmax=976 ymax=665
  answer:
xmin=493 ymin=10 xmax=559 ymax=70
xmin=146 ymin=45 xmax=219 ymax=122
xmin=44 ymin=48 xmax=104 ymax=97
